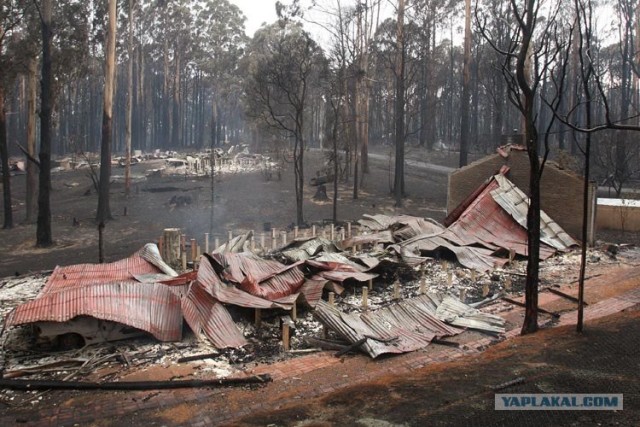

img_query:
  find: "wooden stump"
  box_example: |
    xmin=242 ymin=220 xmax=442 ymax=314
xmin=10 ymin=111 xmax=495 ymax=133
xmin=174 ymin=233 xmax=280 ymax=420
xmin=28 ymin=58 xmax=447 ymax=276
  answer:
xmin=163 ymin=228 xmax=181 ymax=267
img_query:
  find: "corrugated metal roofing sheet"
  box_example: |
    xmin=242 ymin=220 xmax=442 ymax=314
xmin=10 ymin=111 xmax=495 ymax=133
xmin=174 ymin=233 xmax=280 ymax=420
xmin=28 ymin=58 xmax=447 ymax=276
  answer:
xmin=279 ymin=237 xmax=339 ymax=262
xmin=207 ymin=253 xmax=305 ymax=302
xmin=339 ymin=230 xmax=395 ymax=249
xmin=306 ymin=259 xmax=378 ymax=283
xmin=41 ymin=244 xmax=176 ymax=295
xmin=391 ymin=234 xmax=507 ymax=272
xmin=197 ymin=255 xmax=293 ymax=309
xmin=181 ymin=281 xmax=247 ymax=348
xmin=434 ymin=295 xmax=506 ymax=334
xmin=6 ymin=281 xmax=184 ymax=342
xmin=492 ymin=174 xmax=578 ymax=251
xmin=446 ymin=177 xmax=557 ymax=260
xmin=212 ymin=232 xmax=252 ymax=254
xmin=314 ymin=295 xmax=464 ymax=358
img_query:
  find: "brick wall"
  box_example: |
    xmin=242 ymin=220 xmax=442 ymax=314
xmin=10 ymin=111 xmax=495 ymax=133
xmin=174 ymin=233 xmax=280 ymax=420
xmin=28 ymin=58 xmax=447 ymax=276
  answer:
xmin=447 ymin=150 xmax=596 ymax=243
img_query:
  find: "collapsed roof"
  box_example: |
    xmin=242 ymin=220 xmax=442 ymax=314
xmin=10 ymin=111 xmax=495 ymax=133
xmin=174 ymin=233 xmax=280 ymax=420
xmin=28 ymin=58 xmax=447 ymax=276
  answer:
xmin=4 ymin=175 xmax=575 ymax=353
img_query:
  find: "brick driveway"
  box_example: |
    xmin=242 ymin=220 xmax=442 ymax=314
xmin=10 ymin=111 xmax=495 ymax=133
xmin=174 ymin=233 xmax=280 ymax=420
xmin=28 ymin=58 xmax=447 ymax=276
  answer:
xmin=2 ymin=282 xmax=639 ymax=426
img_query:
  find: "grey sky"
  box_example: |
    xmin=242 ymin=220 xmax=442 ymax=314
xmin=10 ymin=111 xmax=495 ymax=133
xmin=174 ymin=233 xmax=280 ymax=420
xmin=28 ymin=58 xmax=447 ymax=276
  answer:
xmin=229 ymin=0 xmax=279 ymax=37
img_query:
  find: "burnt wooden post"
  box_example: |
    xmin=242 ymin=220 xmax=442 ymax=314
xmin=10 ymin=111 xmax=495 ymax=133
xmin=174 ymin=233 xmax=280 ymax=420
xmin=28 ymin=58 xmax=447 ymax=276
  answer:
xmin=162 ymin=228 xmax=181 ymax=267
xmin=346 ymin=222 xmax=352 ymax=238
xmin=204 ymin=233 xmax=210 ymax=253
xmin=294 ymin=226 xmax=299 ymax=238
xmin=362 ymin=287 xmax=368 ymax=310
xmin=282 ymin=316 xmax=294 ymax=351
xmin=190 ymin=238 xmax=197 ymax=262
xmin=393 ymin=281 xmax=401 ymax=300
xmin=255 ymin=309 xmax=262 ymax=328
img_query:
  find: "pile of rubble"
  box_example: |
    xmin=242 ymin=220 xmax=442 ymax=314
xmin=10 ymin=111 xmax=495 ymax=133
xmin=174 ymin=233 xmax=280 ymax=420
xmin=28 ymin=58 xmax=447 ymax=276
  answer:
xmin=0 ymin=171 xmax=624 ymax=403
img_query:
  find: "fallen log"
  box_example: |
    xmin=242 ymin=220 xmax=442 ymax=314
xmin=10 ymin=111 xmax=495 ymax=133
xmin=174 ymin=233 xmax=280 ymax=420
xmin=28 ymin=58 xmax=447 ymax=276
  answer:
xmin=501 ymin=297 xmax=560 ymax=318
xmin=546 ymin=287 xmax=588 ymax=305
xmin=0 ymin=374 xmax=272 ymax=391
xmin=431 ymin=339 xmax=460 ymax=348
xmin=176 ymin=352 xmax=220 ymax=363
xmin=306 ymin=337 xmax=349 ymax=352
xmin=334 ymin=338 xmax=367 ymax=357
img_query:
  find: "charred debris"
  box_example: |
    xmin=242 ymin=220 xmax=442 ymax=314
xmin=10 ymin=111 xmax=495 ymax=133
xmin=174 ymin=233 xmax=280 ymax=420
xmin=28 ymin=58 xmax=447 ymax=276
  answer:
xmin=0 ymin=172 xmax=621 ymax=402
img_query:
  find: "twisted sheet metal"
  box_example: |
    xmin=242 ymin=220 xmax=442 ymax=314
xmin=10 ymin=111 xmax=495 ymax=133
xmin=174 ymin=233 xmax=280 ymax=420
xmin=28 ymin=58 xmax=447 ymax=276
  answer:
xmin=306 ymin=259 xmax=378 ymax=283
xmin=297 ymin=279 xmax=327 ymax=308
xmin=279 ymin=237 xmax=339 ymax=262
xmin=197 ymin=256 xmax=292 ymax=309
xmin=6 ymin=281 xmax=183 ymax=342
xmin=435 ymin=296 xmax=506 ymax=334
xmin=447 ymin=177 xmax=556 ymax=260
xmin=390 ymin=234 xmax=506 ymax=272
xmin=492 ymin=174 xmax=578 ymax=251
xmin=41 ymin=244 xmax=175 ymax=295
xmin=314 ymin=294 xmax=464 ymax=358
xmin=181 ymin=281 xmax=247 ymax=348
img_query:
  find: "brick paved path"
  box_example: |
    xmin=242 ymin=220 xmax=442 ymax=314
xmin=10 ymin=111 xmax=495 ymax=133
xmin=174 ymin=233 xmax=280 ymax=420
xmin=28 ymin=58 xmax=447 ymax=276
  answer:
xmin=2 ymin=282 xmax=639 ymax=426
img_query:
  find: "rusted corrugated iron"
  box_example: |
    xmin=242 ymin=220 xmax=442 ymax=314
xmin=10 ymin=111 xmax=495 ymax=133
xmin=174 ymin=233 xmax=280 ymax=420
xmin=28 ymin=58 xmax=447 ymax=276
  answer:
xmin=390 ymin=234 xmax=507 ymax=272
xmin=306 ymin=258 xmax=378 ymax=283
xmin=446 ymin=177 xmax=556 ymax=260
xmin=339 ymin=230 xmax=394 ymax=249
xmin=41 ymin=244 xmax=176 ymax=294
xmin=6 ymin=281 xmax=184 ymax=342
xmin=197 ymin=256 xmax=293 ymax=309
xmin=181 ymin=281 xmax=247 ymax=348
xmin=205 ymin=253 xmax=305 ymax=303
xmin=491 ymin=174 xmax=578 ymax=251
xmin=433 ymin=295 xmax=506 ymax=334
xmin=314 ymin=295 xmax=464 ymax=358
xmin=297 ymin=279 xmax=327 ymax=307
xmin=279 ymin=237 xmax=339 ymax=262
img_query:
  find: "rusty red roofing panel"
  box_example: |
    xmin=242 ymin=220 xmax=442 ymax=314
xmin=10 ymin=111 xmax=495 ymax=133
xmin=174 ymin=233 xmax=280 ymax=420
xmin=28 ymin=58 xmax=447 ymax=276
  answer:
xmin=6 ymin=281 xmax=183 ymax=342
xmin=208 ymin=253 xmax=305 ymax=301
xmin=306 ymin=260 xmax=377 ymax=283
xmin=447 ymin=178 xmax=556 ymax=260
xmin=181 ymin=281 xmax=247 ymax=348
xmin=41 ymin=244 xmax=172 ymax=295
xmin=297 ymin=279 xmax=327 ymax=307
xmin=197 ymin=256 xmax=292 ymax=309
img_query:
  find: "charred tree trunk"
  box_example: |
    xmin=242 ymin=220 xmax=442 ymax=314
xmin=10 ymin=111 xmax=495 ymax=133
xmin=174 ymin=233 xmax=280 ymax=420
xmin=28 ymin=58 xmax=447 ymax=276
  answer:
xmin=124 ymin=0 xmax=134 ymax=197
xmin=393 ymin=0 xmax=406 ymax=208
xmin=459 ymin=0 xmax=471 ymax=167
xmin=37 ymin=0 xmax=53 ymax=247
xmin=26 ymin=57 xmax=38 ymax=223
xmin=96 ymin=0 xmax=117 ymax=223
xmin=0 ymin=84 xmax=11 ymax=229
xmin=517 ymin=0 xmax=541 ymax=335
